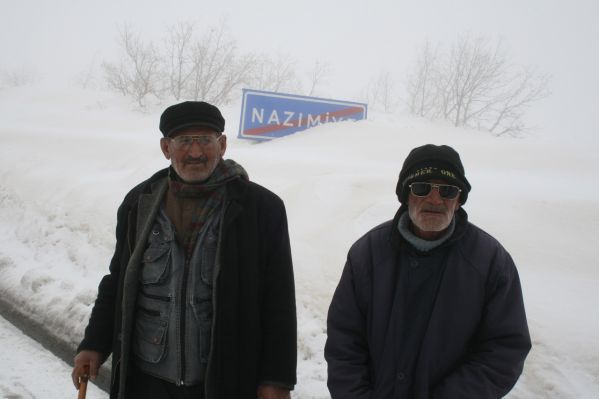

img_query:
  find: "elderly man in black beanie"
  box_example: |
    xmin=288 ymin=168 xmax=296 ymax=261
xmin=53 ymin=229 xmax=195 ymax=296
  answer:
xmin=72 ymin=101 xmax=297 ymax=399
xmin=325 ymin=144 xmax=531 ymax=398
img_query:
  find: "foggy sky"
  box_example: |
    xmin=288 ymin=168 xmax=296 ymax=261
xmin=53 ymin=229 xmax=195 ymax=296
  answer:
xmin=1 ymin=0 xmax=598 ymax=139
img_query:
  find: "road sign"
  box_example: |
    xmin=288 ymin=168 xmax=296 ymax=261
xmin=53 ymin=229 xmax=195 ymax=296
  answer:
xmin=238 ymin=89 xmax=367 ymax=141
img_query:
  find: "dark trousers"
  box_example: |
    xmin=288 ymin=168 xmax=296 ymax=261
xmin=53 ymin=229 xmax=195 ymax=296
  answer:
xmin=128 ymin=365 xmax=205 ymax=399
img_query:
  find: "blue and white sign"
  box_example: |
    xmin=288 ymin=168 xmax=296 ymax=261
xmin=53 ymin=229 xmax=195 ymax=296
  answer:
xmin=238 ymin=89 xmax=368 ymax=141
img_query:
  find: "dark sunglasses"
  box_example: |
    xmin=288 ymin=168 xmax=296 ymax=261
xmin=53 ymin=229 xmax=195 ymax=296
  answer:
xmin=408 ymin=182 xmax=461 ymax=200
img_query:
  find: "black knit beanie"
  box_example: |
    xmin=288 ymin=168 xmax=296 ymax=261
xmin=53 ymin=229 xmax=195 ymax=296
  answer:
xmin=396 ymin=144 xmax=471 ymax=204
xmin=159 ymin=101 xmax=225 ymax=136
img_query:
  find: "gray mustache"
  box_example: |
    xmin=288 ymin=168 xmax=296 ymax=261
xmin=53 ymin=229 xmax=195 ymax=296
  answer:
xmin=421 ymin=205 xmax=447 ymax=212
xmin=184 ymin=156 xmax=208 ymax=164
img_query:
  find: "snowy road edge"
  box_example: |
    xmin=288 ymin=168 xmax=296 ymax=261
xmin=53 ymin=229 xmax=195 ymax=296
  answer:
xmin=0 ymin=295 xmax=111 ymax=393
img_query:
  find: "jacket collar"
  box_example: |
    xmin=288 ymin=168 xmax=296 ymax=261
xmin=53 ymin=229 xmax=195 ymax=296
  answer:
xmin=390 ymin=205 xmax=469 ymax=255
xmin=220 ymin=176 xmax=248 ymax=231
xmin=119 ymin=176 xmax=168 ymax=399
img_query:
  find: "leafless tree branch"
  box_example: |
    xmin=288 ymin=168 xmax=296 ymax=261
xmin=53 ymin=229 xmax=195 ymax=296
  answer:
xmin=405 ymin=34 xmax=551 ymax=136
xmin=102 ymin=24 xmax=160 ymax=108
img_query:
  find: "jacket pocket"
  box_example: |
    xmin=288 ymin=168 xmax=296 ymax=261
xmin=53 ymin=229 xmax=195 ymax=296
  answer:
xmin=141 ymin=246 xmax=171 ymax=284
xmin=190 ymin=295 xmax=212 ymax=364
xmin=132 ymin=313 xmax=168 ymax=363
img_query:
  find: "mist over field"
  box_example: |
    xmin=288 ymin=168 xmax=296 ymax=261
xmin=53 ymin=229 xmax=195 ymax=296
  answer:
xmin=1 ymin=1 xmax=598 ymax=397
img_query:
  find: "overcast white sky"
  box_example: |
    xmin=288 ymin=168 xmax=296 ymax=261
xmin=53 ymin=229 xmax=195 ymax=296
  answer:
xmin=1 ymin=0 xmax=598 ymax=140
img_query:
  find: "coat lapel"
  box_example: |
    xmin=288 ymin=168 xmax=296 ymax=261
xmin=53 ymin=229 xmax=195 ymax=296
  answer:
xmin=118 ymin=177 xmax=168 ymax=399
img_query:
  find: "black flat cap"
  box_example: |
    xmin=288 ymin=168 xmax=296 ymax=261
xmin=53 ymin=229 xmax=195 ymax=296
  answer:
xmin=159 ymin=101 xmax=225 ymax=136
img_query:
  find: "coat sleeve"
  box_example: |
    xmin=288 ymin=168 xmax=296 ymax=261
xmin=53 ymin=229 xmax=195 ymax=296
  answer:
xmin=258 ymin=196 xmax=297 ymax=389
xmin=433 ymin=249 xmax=532 ymax=398
xmin=77 ymin=199 xmax=131 ymax=357
xmin=325 ymin=254 xmax=373 ymax=399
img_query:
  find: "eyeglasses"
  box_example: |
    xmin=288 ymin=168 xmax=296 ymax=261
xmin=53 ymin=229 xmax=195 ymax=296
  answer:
xmin=169 ymin=135 xmax=221 ymax=149
xmin=408 ymin=182 xmax=461 ymax=200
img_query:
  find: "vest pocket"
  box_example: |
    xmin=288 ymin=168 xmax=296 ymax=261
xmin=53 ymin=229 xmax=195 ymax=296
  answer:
xmin=141 ymin=246 xmax=171 ymax=284
xmin=191 ymin=295 xmax=212 ymax=364
xmin=133 ymin=313 xmax=168 ymax=363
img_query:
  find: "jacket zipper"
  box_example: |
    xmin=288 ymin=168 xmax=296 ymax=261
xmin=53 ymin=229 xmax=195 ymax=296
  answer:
xmin=178 ymin=257 xmax=191 ymax=386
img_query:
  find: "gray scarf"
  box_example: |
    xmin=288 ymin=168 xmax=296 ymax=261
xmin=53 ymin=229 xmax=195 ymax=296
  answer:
xmin=397 ymin=211 xmax=456 ymax=252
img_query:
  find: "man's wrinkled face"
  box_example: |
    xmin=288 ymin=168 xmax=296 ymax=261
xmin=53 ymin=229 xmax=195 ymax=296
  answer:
xmin=160 ymin=126 xmax=227 ymax=183
xmin=408 ymin=179 xmax=461 ymax=240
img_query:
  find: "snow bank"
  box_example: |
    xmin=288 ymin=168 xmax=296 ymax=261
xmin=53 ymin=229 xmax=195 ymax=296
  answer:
xmin=1 ymin=85 xmax=598 ymax=397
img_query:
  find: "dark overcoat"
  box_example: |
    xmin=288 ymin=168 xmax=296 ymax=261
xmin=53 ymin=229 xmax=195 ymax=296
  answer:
xmin=78 ymin=168 xmax=297 ymax=398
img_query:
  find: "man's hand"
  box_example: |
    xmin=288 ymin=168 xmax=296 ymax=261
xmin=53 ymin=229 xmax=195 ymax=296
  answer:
xmin=71 ymin=350 xmax=105 ymax=389
xmin=257 ymin=384 xmax=291 ymax=399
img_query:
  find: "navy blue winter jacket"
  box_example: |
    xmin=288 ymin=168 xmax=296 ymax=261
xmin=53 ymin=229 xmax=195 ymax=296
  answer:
xmin=325 ymin=207 xmax=531 ymax=398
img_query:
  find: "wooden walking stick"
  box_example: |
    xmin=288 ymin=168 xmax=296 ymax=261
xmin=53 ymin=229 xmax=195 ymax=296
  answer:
xmin=77 ymin=365 xmax=89 ymax=399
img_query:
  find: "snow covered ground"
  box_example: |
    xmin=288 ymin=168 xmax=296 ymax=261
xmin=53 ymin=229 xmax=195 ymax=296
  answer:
xmin=0 ymin=314 xmax=106 ymax=398
xmin=1 ymin=84 xmax=598 ymax=398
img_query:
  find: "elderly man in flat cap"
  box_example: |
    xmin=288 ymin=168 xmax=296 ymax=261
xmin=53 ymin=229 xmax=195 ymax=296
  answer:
xmin=72 ymin=101 xmax=296 ymax=399
xmin=325 ymin=144 xmax=531 ymax=398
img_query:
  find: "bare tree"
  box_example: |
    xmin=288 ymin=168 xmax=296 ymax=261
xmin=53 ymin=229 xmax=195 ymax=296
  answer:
xmin=102 ymin=21 xmax=258 ymax=108
xmin=445 ymin=36 xmax=506 ymax=127
xmin=305 ymin=60 xmax=331 ymax=96
xmin=1 ymin=66 xmax=37 ymax=88
xmin=486 ymin=66 xmax=551 ymax=136
xmin=405 ymin=34 xmax=550 ymax=136
xmin=206 ymin=52 xmax=257 ymax=104
xmin=163 ymin=21 xmax=196 ymax=101
xmin=75 ymin=57 xmax=99 ymax=89
xmin=100 ymin=21 xmax=344 ymax=108
xmin=102 ymin=25 xmax=160 ymax=108
xmin=365 ymin=71 xmax=397 ymax=113
xmin=248 ymin=52 xmax=301 ymax=93
xmin=103 ymin=62 xmax=129 ymax=96
xmin=406 ymin=41 xmax=438 ymax=117
xmin=185 ymin=21 xmax=254 ymax=105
